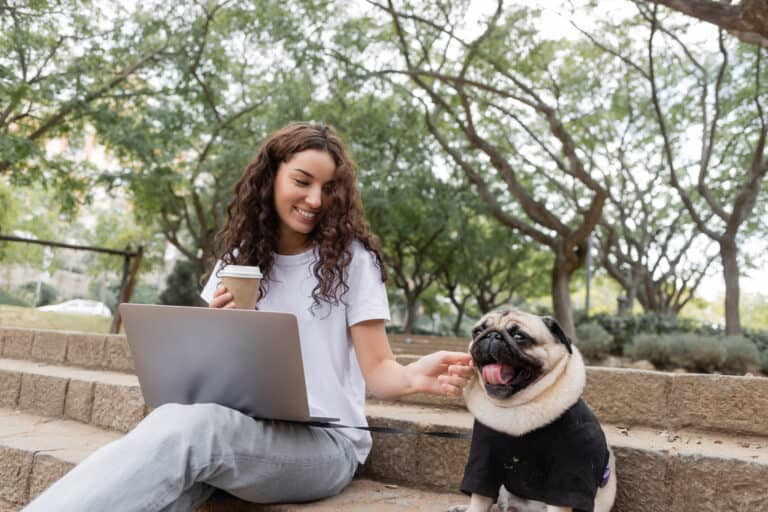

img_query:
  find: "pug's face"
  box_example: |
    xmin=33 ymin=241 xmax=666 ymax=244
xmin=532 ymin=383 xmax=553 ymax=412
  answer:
xmin=469 ymin=309 xmax=572 ymax=400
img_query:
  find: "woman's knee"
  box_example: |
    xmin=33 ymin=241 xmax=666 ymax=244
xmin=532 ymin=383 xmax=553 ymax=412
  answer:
xmin=138 ymin=403 xmax=231 ymax=441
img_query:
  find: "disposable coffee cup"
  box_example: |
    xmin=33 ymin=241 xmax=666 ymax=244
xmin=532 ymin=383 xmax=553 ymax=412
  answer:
xmin=219 ymin=265 xmax=263 ymax=309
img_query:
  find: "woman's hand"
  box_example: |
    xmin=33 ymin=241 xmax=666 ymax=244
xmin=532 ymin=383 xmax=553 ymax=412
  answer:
xmin=406 ymin=351 xmax=474 ymax=397
xmin=209 ymin=286 xmax=236 ymax=309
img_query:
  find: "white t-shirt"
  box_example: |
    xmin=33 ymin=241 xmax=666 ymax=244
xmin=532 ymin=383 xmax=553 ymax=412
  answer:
xmin=200 ymin=241 xmax=390 ymax=463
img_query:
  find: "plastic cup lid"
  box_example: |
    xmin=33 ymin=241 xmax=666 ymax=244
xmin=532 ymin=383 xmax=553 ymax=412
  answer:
xmin=219 ymin=265 xmax=263 ymax=279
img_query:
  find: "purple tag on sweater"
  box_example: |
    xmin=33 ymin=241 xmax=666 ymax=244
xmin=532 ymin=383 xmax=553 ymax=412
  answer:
xmin=600 ymin=465 xmax=611 ymax=487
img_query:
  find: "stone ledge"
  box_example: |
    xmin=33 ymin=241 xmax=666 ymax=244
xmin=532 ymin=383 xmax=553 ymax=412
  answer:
xmin=1 ymin=406 xmax=765 ymax=512
xmin=2 ymin=327 xmax=767 ymax=436
xmin=0 ymin=328 xmax=133 ymax=373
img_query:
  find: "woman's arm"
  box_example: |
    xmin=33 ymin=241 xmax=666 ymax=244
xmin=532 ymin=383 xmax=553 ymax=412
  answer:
xmin=350 ymin=319 xmax=473 ymax=401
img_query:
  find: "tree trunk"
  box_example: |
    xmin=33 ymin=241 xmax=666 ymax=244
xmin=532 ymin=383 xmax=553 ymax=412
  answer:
xmin=551 ymin=253 xmax=576 ymax=339
xmin=403 ymin=294 xmax=419 ymax=334
xmin=452 ymin=304 xmax=466 ymax=336
xmin=720 ymin=238 xmax=742 ymax=335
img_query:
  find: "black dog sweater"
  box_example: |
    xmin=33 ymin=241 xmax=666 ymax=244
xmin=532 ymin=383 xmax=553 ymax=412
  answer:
xmin=460 ymin=398 xmax=609 ymax=512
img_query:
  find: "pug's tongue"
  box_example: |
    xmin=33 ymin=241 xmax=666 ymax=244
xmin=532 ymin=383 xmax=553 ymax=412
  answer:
xmin=482 ymin=363 xmax=515 ymax=385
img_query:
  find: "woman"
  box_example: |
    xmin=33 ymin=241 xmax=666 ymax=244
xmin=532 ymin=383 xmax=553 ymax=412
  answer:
xmin=24 ymin=122 xmax=472 ymax=512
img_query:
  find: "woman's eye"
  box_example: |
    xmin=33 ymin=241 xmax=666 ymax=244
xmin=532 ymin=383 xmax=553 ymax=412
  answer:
xmin=294 ymin=179 xmax=310 ymax=187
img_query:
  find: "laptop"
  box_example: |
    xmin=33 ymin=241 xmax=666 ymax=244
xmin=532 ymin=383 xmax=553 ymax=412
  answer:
xmin=118 ymin=303 xmax=338 ymax=423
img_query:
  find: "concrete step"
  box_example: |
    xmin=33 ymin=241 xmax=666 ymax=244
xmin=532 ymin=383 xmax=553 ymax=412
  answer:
xmin=3 ymin=329 xmax=768 ymax=510
xmin=0 ymin=408 xmax=464 ymax=511
xmin=362 ymin=402 xmax=768 ymax=511
xmin=1 ymin=402 xmax=766 ymax=512
xmin=0 ymin=357 xmax=145 ymax=433
xmin=200 ymin=480 xmax=466 ymax=511
xmin=0 ymin=328 xmax=134 ymax=373
xmin=5 ymin=327 xmax=768 ymax=438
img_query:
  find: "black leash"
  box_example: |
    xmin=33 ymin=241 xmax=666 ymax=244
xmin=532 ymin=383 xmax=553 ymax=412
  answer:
xmin=276 ymin=419 xmax=472 ymax=440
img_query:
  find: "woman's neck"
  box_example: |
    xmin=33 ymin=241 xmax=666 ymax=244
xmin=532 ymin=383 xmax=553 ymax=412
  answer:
xmin=277 ymin=230 xmax=312 ymax=255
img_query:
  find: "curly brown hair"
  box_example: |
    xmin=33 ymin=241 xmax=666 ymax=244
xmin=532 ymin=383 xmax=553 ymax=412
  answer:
xmin=214 ymin=122 xmax=387 ymax=310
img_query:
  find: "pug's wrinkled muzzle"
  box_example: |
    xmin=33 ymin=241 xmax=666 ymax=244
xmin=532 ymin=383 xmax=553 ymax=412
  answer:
xmin=470 ymin=330 xmax=542 ymax=399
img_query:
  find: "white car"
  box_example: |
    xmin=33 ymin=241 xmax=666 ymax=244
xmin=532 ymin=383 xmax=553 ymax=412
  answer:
xmin=38 ymin=299 xmax=113 ymax=318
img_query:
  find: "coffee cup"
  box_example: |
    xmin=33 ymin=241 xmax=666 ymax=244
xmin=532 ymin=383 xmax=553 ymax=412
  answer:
xmin=218 ymin=265 xmax=263 ymax=309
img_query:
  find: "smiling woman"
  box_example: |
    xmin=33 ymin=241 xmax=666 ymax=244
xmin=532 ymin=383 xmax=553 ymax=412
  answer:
xmin=22 ymin=122 xmax=474 ymax=512
xmin=272 ymin=149 xmax=337 ymax=255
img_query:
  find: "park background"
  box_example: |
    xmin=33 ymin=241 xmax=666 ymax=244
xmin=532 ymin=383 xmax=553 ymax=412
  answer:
xmin=1 ymin=0 xmax=767 ymax=374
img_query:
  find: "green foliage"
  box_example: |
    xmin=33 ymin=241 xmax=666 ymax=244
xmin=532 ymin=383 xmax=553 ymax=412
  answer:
xmin=17 ymin=281 xmax=58 ymax=307
xmin=583 ymin=311 xmax=720 ymax=351
xmin=721 ymin=336 xmax=761 ymax=374
xmin=159 ymin=259 xmax=205 ymax=307
xmin=628 ymin=332 xmax=762 ymax=375
xmin=574 ymin=322 xmax=613 ymax=360
xmin=0 ymin=287 xmax=30 ymax=307
xmin=626 ymin=334 xmax=673 ymax=368
xmin=665 ymin=335 xmax=725 ymax=373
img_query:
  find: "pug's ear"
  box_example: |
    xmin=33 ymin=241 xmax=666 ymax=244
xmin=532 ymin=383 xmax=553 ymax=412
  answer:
xmin=542 ymin=316 xmax=572 ymax=353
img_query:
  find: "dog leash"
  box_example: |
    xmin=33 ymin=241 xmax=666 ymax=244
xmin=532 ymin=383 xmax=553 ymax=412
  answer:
xmin=270 ymin=419 xmax=472 ymax=439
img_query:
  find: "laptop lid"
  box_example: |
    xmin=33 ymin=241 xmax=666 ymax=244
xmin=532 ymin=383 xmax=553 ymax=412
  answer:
xmin=118 ymin=303 xmax=337 ymax=422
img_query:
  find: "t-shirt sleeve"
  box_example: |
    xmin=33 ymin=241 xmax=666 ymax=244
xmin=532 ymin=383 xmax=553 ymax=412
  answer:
xmin=199 ymin=259 xmax=224 ymax=305
xmin=345 ymin=243 xmax=390 ymax=326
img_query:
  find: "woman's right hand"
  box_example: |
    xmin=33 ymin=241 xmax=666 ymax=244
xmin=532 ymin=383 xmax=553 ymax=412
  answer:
xmin=209 ymin=286 xmax=236 ymax=309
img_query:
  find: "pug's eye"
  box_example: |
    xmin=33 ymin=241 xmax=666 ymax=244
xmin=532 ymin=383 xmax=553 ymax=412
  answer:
xmin=471 ymin=326 xmax=484 ymax=338
xmin=507 ymin=328 xmax=530 ymax=342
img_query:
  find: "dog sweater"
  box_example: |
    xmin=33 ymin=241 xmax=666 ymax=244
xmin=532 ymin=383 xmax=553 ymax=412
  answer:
xmin=460 ymin=398 xmax=609 ymax=511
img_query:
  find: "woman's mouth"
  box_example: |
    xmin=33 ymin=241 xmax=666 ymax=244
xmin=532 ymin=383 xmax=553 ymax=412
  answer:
xmin=294 ymin=206 xmax=318 ymax=222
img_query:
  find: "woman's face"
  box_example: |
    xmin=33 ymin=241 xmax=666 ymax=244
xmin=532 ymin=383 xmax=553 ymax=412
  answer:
xmin=273 ymin=149 xmax=336 ymax=253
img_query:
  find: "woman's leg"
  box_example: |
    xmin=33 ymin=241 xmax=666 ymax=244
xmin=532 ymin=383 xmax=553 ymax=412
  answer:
xmin=23 ymin=403 xmax=357 ymax=512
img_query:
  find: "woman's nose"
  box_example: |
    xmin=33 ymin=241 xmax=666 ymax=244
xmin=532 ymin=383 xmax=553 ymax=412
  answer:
xmin=305 ymin=186 xmax=322 ymax=208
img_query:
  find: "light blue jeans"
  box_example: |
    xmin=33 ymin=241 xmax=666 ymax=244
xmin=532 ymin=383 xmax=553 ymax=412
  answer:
xmin=23 ymin=403 xmax=358 ymax=512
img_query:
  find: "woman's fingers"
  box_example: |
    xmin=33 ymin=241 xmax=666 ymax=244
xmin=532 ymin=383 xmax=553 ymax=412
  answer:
xmin=438 ymin=374 xmax=468 ymax=389
xmin=209 ymin=287 xmax=234 ymax=308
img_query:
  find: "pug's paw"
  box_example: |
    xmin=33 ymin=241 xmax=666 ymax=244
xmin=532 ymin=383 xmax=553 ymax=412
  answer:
xmin=447 ymin=505 xmax=504 ymax=512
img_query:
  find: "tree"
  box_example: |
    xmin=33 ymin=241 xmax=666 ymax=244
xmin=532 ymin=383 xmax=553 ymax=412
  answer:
xmin=438 ymin=205 xmax=552 ymax=334
xmin=365 ymin=164 xmax=462 ymax=333
xmin=635 ymin=0 xmax=768 ymax=48
xmin=590 ymin=84 xmax=716 ymax=315
xmin=97 ymin=1 xmax=340 ymax=271
xmin=358 ymin=1 xmax=610 ymax=337
xmin=0 ymin=0 xmax=188 ymax=209
xmin=583 ymin=3 xmax=767 ymax=333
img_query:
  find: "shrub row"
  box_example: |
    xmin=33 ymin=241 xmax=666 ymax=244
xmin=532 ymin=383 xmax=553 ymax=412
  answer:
xmin=574 ymin=313 xmax=768 ymax=374
xmin=625 ymin=334 xmax=761 ymax=375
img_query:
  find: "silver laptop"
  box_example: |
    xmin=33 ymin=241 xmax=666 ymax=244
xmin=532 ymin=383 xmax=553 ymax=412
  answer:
xmin=119 ymin=303 xmax=338 ymax=422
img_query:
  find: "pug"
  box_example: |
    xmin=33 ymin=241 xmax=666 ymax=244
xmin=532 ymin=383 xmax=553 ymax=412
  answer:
xmin=451 ymin=309 xmax=616 ymax=512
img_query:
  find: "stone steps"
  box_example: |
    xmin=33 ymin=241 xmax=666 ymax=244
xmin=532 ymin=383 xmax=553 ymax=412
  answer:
xmin=1 ymin=400 xmax=766 ymax=511
xmin=4 ymin=352 xmax=768 ymax=440
xmin=2 ymin=327 xmax=768 ymax=511
xmin=0 ymin=408 xmax=465 ymax=511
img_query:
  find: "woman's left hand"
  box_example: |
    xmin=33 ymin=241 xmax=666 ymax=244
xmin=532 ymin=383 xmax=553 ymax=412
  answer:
xmin=407 ymin=351 xmax=474 ymax=397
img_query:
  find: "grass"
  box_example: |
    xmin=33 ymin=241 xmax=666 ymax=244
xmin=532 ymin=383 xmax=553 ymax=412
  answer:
xmin=0 ymin=305 xmax=115 ymax=333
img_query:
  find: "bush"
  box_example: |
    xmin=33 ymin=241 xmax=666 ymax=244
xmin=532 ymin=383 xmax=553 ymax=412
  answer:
xmin=159 ymin=259 xmax=206 ymax=306
xmin=626 ymin=334 xmax=673 ymax=368
xmin=666 ymin=334 xmax=724 ymax=373
xmin=0 ymin=287 xmax=30 ymax=307
xmin=575 ymin=322 xmax=613 ymax=360
xmin=721 ymin=336 xmax=761 ymax=374
xmin=760 ymin=351 xmax=768 ymax=374
xmin=17 ymin=281 xmax=58 ymax=307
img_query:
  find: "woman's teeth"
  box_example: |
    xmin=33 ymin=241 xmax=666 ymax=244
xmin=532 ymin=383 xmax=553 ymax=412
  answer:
xmin=295 ymin=207 xmax=316 ymax=219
